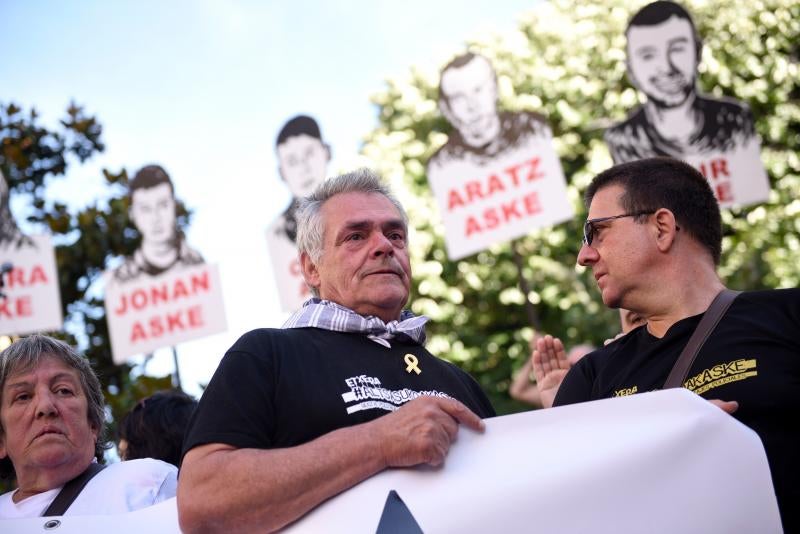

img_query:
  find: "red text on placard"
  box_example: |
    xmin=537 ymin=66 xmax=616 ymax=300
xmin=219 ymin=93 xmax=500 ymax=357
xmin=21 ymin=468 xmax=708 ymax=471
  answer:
xmin=5 ymin=265 xmax=49 ymax=289
xmin=113 ymin=271 xmax=210 ymax=316
xmin=447 ymin=157 xmax=543 ymax=211
xmin=697 ymin=157 xmax=734 ymax=203
xmin=0 ymin=296 xmax=33 ymax=318
xmin=129 ymin=305 xmax=205 ymax=343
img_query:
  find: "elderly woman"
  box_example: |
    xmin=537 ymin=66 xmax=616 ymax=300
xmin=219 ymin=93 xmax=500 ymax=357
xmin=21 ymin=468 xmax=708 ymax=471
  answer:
xmin=0 ymin=334 xmax=177 ymax=518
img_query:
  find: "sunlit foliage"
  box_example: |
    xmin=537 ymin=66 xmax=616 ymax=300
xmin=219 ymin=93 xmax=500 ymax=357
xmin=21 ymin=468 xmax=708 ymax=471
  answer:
xmin=363 ymin=0 xmax=799 ymax=413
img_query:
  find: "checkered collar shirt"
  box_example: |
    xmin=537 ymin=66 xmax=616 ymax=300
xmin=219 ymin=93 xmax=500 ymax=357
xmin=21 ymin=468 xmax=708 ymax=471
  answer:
xmin=282 ymin=298 xmax=428 ymax=348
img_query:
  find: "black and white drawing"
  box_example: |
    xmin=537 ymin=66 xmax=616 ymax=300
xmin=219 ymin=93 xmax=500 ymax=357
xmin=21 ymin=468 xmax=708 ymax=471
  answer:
xmin=429 ymin=53 xmax=551 ymax=168
xmin=273 ymin=115 xmax=331 ymax=243
xmin=426 ymin=52 xmax=572 ymax=260
xmin=103 ymin=164 xmax=226 ymax=362
xmin=113 ymin=165 xmax=204 ymax=283
xmin=267 ymin=115 xmax=331 ymax=312
xmin=605 ymin=1 xmax=769 ymax=207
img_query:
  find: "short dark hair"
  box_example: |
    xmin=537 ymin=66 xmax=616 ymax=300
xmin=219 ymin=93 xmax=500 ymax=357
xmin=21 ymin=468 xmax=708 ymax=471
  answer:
xmin=438 ymin=52 xmax=496 ymax=108
xmin=627 ymin=1 xmax=702 ymax=51
xmin=585 ymin=157 xmax=722 ymax=264
xmin=118 ymin=390 xmax=197 ymax=467
xmin=275 ymin=115 xmax=322 ymax=148
xmin=129 ymin=164 xmax=174 ymax=198
xmin=0 ymin=335 xmax=110 ymax=479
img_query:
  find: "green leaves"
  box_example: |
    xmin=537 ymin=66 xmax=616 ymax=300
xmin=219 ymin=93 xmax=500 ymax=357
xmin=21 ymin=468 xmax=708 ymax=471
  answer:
xmin=1 ymin=103 xmax=104 ymax=200
xmin=364 ymin=0 xmax=800 ymax=413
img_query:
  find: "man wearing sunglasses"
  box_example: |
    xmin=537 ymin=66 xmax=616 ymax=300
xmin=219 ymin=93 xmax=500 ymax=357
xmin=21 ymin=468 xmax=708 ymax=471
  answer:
xmin=550 ymin=156 xmax=799 ymax=532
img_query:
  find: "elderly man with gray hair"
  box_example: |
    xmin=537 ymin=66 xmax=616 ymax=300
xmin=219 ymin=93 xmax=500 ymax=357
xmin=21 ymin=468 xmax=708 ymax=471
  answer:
xmin=0 ymin=335 xmax=176 ymax=518
xmin=179 ymin=168 xmax=495 ymax=533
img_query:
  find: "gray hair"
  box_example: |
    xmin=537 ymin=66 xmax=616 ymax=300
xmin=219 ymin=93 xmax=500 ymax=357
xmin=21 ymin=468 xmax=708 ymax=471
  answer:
xmin=0 ymin=335 xmax=109 ymax=479
xmin=295 ymin=168 xmax=408 ymax=296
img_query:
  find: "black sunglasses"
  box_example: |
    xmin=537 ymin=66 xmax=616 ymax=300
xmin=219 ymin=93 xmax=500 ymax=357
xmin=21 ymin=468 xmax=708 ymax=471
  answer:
xmin=582 ymin=210 xmax=655 ymax=246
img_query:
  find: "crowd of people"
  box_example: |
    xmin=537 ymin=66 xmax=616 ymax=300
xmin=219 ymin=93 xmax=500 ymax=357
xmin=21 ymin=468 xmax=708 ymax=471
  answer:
xmin=0 ymin=4 xmax=795 ymax=528
xmin=0 ymin=155 xmax=795 ymax=532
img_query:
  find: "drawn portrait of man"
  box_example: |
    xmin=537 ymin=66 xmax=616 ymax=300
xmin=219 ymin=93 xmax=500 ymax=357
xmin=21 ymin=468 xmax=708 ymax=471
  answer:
xmin=426 ymin=52 xmax=572 ymax=260
xmin=604 ymin=1 xmax=769 ymax=206
xmin=272 ymin=115 xmax=331 ymax=243
xmin=429 ymin=52 xmax=551 ymax=168
xmin=267 ymin=115 xmax=331 ymax=312
xmin=0 ymin=169 xmax=34 ymax=251
xmin=113 ymin=164 xmax=204 ymax=283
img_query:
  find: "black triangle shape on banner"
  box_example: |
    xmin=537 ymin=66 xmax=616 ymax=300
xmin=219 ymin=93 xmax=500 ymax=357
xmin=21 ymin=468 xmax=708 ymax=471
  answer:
xmin=375 ymin=489 xmax=424 ymax=534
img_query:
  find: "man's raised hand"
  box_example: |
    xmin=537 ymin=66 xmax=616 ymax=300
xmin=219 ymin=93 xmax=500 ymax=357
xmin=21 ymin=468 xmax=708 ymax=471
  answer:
xmin=532 ymin=335 xmax=571 ymax=409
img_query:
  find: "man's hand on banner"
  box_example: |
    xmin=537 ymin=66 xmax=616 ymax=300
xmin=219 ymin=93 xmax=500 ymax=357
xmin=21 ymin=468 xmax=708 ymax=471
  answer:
xmin=373 ymin=397 xmax=485 ymax=468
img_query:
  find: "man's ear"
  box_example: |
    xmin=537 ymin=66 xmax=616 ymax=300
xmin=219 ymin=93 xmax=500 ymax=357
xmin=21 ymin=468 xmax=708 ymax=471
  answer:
xmin=0 ymin=433 xmax=6 ymax=460
xmin=300 ymin=252 xmax=321 ymax=291
xmin=653 ymin=208 xmax=679 ymax=253
xmin=323 ymin=143 xmax=332 ymax=163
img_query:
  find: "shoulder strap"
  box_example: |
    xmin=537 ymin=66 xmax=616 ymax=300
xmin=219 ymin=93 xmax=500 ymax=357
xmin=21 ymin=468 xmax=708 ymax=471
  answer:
xmin=663 ymin=289 xmax=741 ymax=390
xmin=42 ymin=462 xmax=106 ymax=517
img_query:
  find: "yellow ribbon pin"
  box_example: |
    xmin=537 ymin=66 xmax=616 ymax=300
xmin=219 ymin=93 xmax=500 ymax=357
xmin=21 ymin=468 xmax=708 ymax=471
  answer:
xmin=404 ymin=353 xmax=421 ymax=375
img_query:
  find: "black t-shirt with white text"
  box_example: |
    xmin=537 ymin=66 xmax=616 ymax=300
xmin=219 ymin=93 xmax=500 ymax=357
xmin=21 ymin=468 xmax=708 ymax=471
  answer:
xmin=183 ymin=328 xmax=495 ymax=456
xmin=555 ymin=289 xmax=800 ymax=532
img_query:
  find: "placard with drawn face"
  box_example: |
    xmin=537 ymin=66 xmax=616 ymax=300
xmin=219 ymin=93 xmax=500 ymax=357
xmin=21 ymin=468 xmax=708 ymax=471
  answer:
xmin=103 ymin=165 xmax=226 ymax=363
xmin=604 ymin=1 xmax=770 ymax=208
xmin=266 ymin=115 xmax=331 ymax=312
xmin=426 ymin=53 xmax=574 ymax=260
xmin=0 ymin=170 xmax=63 ymax=335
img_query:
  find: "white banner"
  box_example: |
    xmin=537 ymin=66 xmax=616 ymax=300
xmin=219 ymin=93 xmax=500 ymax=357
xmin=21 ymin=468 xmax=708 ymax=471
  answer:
xmin=290 ymin=389 xmax=780 ymax=533
xmin=2 ymin=498 xmax=180 ymax=534
xmin=427 ymin=131 xmax=574 ymax=260
xmin=104 ymin=263 xmax=227 ymax=363
xmin=2 ymin=390 xmax=781 ymax=533
xmin=0 ymin=235 xmax=63 ymax=336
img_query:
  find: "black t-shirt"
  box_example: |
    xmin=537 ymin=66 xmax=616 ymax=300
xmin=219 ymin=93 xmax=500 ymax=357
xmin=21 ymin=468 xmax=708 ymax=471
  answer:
xmin=555 ymin=289 xmax=800 ymax=532
xmin=604 ymin=95 xmax=756 ymax=163
xmin=183 ymin=328 xmax=495 ymax=456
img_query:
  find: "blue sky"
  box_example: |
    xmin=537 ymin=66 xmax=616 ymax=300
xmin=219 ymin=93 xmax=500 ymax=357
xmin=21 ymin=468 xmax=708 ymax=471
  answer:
xmin=1 ymin=0 xmax=538 ymax=394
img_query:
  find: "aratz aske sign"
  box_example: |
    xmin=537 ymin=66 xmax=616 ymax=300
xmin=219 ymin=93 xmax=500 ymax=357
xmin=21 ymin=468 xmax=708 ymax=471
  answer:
xmin=427 ymin=134 xmax=573 ymax=260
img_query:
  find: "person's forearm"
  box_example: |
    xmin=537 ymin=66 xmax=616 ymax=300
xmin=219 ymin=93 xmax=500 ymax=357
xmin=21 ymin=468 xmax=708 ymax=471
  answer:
xmin=178 ymin=423 xmax=386 ymax=533
xmin=509 ymin=360 xmax=532 ymax=398
xmin=509 ymin=360 xmax=542 ymax=407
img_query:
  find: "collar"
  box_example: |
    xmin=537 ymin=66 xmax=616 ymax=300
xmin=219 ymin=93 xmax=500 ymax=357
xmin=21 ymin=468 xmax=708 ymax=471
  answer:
xmin=282 ymin=298 xmax=429 ymax=348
